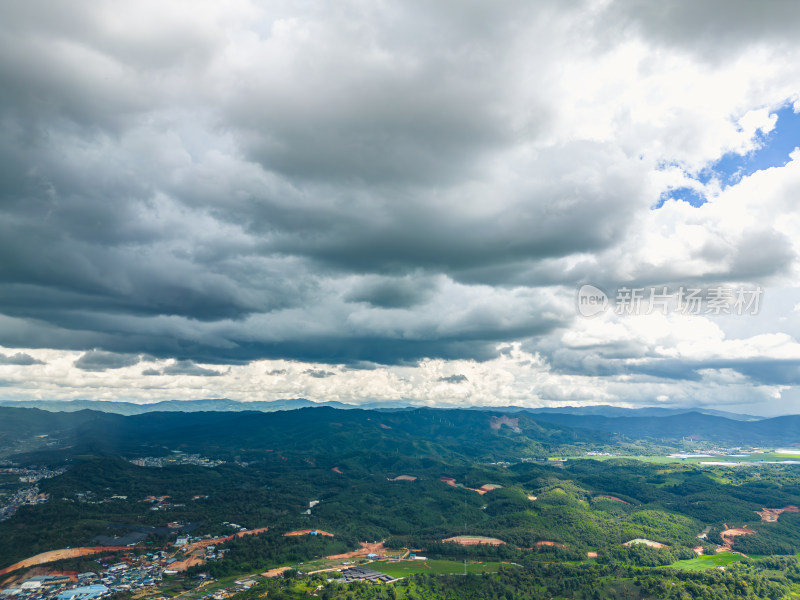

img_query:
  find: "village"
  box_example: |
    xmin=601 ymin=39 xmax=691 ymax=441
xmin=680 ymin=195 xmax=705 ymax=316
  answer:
xmin=0 ymin=525 xmax=418 ymax=600
xmin=0 ymin=467 xmax=68 ymax=522
xmin=1 ymin=486 xmax=427 ymax=600
xmin=127 ymin=455 xmax=226 ymax=469
xmin=0 ymin=486 xmax=50 ymax=522
xmin=0 ymin=552 xmax=166 ymax=600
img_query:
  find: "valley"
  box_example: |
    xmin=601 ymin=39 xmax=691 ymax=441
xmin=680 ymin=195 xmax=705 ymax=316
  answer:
xmin=0 ymin=406 xmax=798 ymax=599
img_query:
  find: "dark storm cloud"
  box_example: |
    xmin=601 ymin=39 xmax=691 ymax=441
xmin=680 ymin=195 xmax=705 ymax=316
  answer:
xmin=234 ymin=142 xmax=644 ymax=277
xmin=597 ymin=0 xmax=800 ymax=58
xmin=345 ymin=276 xmax=439 ymax=309
xmin=625 ymin=361 xmax=704 ymax=382
xmin=221 ymin=0 xmax=553 ymax=186
xmin=0 ymin=0 xmax=638 ymax=368
xmin=0 ymin=0 xmax=794 ymax=375
xmin=541 ymin=347 xmax=800 ymax=387
xmin=703 ymin=359 xmax=800 ymax=386
xmin=438 ymin=374 xmax=468 ymax=383
xmin=0 ymin=352 xmax=44 ymax=366
xmin=161 ymin=360 xmax=222 ymax=377
xmin=74 ymin=350 xmax=141 ymax=371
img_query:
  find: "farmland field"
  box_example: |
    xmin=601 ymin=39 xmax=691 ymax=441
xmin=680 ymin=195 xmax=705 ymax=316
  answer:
xmin=442 ymin=535 xmax=506 ymax=546
xmin=670 ymin=552 xmax=745 ymax=571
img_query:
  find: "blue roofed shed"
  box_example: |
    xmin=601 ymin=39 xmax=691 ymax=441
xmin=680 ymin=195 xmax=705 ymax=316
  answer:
xmin=57 ymin=585 xmax=109 ymax=600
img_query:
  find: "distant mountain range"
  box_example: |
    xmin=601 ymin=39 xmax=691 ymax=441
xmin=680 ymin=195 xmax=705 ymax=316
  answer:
xmin=0 ymin=398 xmax=762 ymax=421
xmin=0 ymin=398 xmax=363 ymax=415
xmin=525 ymin=411 xmax=800 ymax=445
xmin=485 ymin=405 xmax=761 ymax=421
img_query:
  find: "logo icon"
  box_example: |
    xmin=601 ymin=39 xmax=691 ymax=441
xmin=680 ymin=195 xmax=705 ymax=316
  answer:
xmin=577 ymin=284 xmax=609 ymax=317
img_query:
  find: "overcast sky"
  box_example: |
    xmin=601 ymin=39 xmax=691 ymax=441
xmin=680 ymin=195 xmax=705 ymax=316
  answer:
xmin=2 ymin=1 xmax=800 ymax=415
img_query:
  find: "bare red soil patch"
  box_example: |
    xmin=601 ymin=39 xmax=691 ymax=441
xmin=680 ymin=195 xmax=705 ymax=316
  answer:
xmin=756 ymin=505 xmax=799 ymax=522
xmin=325 ymin=541 xmax=385 ymax=560
xmin=168 ymin=556 xmax=205 ymax=572
xmin=388 ymin=475 xmax=417 ymax=481
xmin=0 ymin=547 xmax=129 ymax=577
xmin=141 ymin=495 xmax=170 ymax=503
xmin=479 ymin=484 xmax=503 ymax=492
xmin=535 ymin=541 xmax=567 ymax=548
xmin=236 ymin=526 xmax=270 ymax=538
xmin=183 ymin=527 xmax=269 ymax=553
xmin=442 ymin=536 xmax=505 ymax=546
xmin=440 ymin=476 xmax=498 ymax=495
xmin=283 ymin=529 xmax=334 ymax=537
xmin=262 ymin=566 xmax=292 ymax=578
xmin=331 ymin=467 xmax=343 ymax=474
xmin=717 ymin=526 xmax=757 ymax=552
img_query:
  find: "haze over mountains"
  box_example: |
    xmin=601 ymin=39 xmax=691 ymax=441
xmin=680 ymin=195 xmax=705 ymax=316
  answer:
xmin=0 ymin=398 xmax=762 ymax=420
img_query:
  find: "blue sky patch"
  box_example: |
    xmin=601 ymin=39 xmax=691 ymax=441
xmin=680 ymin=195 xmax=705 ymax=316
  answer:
xmin=655 ymin=186 xmax=707 ymax=208
xmin=705 ymin=104 xmax=800 ymax=185
xmin=658 ymin=103 xmax=800 ymax=208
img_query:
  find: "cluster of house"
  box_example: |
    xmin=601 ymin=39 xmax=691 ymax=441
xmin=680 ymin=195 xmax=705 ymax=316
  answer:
xmin=0 ymin=486 xmax=50 ymax=522
xmin=192 ymin=577 xmax=259 ymax=600
xmin=0 ymin=553 xmax=169 ymax=599
xmin=128 ymin=454 xmax=224 ymax=468
xmin=301 ymin=500 xmax=320 ymax=516
xmin=138 ymin=496 xmax=189 ymax=512
xmin=0 ymin=467 xmax=68 ymax=484
xmin=335 ymin=567 xmax=397 ymax=584
xmin=1 ymin=576 xmax=109 ymax=600
xmin=668 ymin=447 xmax=761 ymax=459
xmin=0 ymin=466 xmax=70 ymax=521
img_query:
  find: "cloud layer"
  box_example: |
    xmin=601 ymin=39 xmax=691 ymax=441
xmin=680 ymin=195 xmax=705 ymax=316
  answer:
xmin=1 ymin=1 xmax=800 ymax=414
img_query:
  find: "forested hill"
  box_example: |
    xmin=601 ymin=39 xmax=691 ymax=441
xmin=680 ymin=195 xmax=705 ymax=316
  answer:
xmin=527 ymin=411 xmax=800 ymax=445
xmin=0 ymin=406 xmax=608 ymax=463
xmin=1 ymin=405 xmax=799 ymax=464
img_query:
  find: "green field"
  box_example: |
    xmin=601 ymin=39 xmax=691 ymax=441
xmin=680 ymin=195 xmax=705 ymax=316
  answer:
xmin=670 ymin=552 xmax=745 ymax=571
xmin=167 ymin=575 xmax=240 ymax=599
xmin=366 ymin=559 xmax=505 ymax=578
xmin=566 ymin=455 xmax=696 ymax=464
xmin=566 ymin=451 xmax=800 ymax=465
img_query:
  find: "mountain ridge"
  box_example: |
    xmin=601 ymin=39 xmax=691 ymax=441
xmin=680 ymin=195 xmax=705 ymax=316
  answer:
xmin=0 ymin=398 xmax=764 ymax=420
xmin=1 ymin=405 xmax=799 ymax=467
